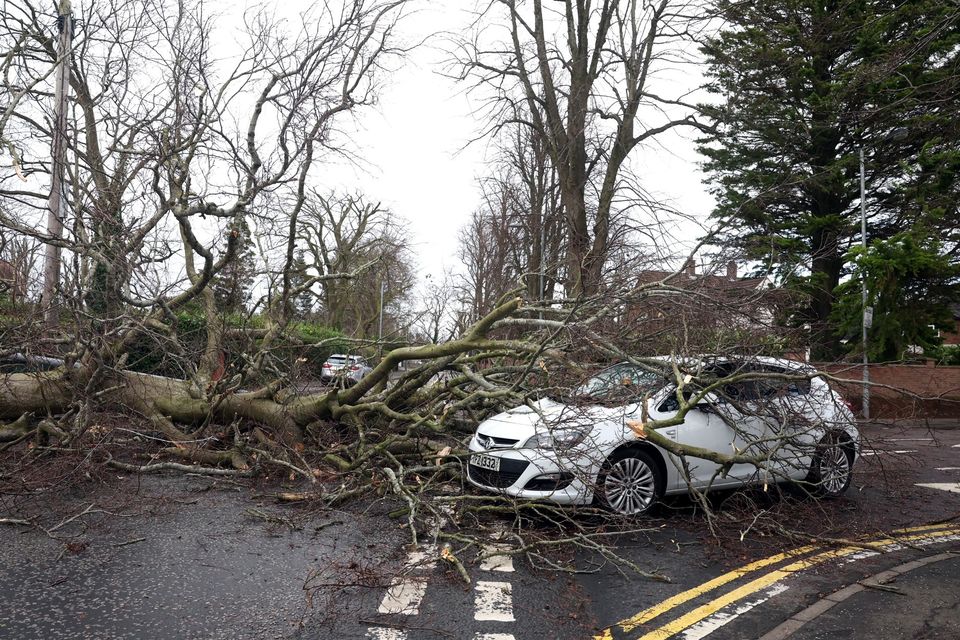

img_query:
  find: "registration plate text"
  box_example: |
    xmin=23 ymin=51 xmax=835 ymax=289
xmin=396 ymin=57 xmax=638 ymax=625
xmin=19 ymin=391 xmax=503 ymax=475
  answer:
xmin=472 ymin=453 xmax=500 ymax=472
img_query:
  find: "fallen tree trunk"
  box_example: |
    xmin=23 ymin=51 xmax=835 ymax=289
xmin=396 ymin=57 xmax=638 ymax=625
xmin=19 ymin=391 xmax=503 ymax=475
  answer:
xmin=0 ymin=298 xmax=527 ymax=451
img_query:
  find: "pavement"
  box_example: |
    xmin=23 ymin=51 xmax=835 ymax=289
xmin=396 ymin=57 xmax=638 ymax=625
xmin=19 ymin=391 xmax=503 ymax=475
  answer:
xmin=765 ymin=551 xmax=960 ymax=640
xmin=0 ymin=422 xmax=958 ymax=639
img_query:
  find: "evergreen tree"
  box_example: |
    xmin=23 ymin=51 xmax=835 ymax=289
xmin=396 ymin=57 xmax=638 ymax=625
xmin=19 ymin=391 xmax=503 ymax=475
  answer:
xmin=833 ymin=231 xmax=960 ymax=362
xmin=698 ymin=0 xmax=960 ymax=359
xmin=212 ymin=218 xmax=256 ymax=314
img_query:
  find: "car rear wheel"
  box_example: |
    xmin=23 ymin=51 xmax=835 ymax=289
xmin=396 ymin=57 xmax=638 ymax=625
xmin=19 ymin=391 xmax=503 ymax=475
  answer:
xmin=598 ymin=449 xmax=663 ymax=515
xmin=806 ymin=435 xmax=852 ymax=498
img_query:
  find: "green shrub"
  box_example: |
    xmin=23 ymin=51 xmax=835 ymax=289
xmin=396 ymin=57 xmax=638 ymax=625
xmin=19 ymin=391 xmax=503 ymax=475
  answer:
xmin=927 ymin=344 xmax=960 ymax=366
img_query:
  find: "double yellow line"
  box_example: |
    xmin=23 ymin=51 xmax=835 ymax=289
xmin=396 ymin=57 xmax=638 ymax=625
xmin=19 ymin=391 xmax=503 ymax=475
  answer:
xmin=595 ymin=522 xmax=960 ymax=640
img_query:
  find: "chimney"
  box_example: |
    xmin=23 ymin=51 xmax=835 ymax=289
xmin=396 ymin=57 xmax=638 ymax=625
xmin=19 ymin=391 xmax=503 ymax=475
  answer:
xmin=726 ymin=260 xmax=738 ymax=279
xmin=683 ymin=258 xmax=696 ymax=277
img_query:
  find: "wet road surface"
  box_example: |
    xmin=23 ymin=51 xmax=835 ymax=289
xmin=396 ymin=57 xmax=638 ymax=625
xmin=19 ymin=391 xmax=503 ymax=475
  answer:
xmin=1 ymin=423 xmax=957 ymax=639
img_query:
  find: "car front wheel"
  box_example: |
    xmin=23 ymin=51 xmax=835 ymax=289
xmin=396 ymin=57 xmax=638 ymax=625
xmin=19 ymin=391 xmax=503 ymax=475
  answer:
xmin=598 ymin=449 xmax=663 ymax=516
xmin=806 ymin=435 xmax=852 ymax=497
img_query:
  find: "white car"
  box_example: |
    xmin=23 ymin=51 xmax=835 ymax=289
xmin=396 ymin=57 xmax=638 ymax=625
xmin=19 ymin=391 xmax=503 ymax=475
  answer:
xmin=466 ymin=356 xmax=859 ymax=515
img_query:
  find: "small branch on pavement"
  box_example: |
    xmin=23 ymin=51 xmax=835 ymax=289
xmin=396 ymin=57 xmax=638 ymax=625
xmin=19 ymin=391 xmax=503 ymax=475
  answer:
xmin=858 ymin=580 xmax=905 ymax=595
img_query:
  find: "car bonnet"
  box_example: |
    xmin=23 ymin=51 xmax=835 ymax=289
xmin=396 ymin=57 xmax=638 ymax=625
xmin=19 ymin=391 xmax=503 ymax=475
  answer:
xmin=476 ymin=398 xmax=631 ymax=441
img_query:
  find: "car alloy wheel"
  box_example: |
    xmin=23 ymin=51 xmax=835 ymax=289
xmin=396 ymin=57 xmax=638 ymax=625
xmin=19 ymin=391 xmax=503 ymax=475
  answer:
xmin=818 ymin=442 xmax=850 ymax=494
xmin=807 ymin=435 xmax=852 ymax=497
xmin=600 ymin=450 xmax=662 ymax=515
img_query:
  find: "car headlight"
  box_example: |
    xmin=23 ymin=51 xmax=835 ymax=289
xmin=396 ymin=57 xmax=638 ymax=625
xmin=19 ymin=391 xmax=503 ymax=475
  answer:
xmin=524 ymin=428 xmax=588 ymax=450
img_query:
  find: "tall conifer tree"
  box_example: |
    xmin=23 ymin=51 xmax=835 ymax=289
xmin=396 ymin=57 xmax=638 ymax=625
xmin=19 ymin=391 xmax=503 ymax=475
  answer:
xmin=699 ymin=0 xmax=960 ymax=359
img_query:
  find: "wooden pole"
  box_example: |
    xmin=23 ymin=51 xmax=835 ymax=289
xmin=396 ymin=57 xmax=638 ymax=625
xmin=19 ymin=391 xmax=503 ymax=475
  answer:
xmin=42 ymin=0 xmax=72 ymax=329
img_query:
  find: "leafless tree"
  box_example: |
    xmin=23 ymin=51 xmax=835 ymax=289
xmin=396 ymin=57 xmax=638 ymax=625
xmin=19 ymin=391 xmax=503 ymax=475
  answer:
xmin=0 ymin=232 xmax=37 ymax=304
xmin=0 ymin=0 xmax=412 ymax=442
xmin=296 ymin=192 xmax=414 ymax=338
xmin=411 ymin=271 xmax=461 ymax=345
xmin=456 ymin=195 xmax=516 ymax=325
xmin=457 ymin=0 xmax=711 ymax=297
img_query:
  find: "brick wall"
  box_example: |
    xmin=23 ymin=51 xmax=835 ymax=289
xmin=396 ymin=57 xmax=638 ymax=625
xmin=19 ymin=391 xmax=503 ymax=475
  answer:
xmin=816 ymin=361 xmax=960 ymax=420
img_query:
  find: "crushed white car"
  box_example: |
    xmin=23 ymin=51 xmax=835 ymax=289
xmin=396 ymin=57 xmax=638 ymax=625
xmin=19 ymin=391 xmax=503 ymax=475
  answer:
xmin=466 ymin=356 xmax=859 ymax=515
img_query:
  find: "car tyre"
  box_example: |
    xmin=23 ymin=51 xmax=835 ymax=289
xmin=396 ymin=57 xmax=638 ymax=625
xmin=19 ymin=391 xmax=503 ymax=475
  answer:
xmin=597 ymin=448 xmax=664 ymax=516
xmin=805 ymin=434 xmax=852 ymax=498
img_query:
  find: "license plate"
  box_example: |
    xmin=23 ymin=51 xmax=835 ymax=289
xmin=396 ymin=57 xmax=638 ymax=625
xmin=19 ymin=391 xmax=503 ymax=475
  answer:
xmin=472 ymin=453 xmax=500 ymax=472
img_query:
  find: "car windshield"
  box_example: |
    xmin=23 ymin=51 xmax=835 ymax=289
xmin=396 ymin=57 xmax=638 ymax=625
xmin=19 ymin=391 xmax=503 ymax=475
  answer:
xmin=574 ymin=363 xmax=665 ymax=401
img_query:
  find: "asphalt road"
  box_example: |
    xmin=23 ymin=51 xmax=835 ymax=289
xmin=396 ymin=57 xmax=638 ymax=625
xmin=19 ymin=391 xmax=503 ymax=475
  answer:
xmin=344 ymin=422 xmax=960 ymax=640
xmin=1 ymin=422 xmax=957 ymax=640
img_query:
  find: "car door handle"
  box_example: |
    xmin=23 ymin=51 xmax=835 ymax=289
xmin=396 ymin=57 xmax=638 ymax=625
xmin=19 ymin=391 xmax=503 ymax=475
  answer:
xmin=663 ymin=429 xmax=677 ymax=438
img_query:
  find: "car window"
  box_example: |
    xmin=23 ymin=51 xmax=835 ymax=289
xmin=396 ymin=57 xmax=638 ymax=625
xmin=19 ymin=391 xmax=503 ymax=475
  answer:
xmin=574 ymin=363 xmax=665 ymax=401
xmin=755 ymin=366 xmax=812 ymax=397
xmin=656 ymin=361 xmax=813 ymax=412
xmin=657 ymin=389 xmax=689 ymax=413
xmin=698 ymin=362 xmax=747 ymax=402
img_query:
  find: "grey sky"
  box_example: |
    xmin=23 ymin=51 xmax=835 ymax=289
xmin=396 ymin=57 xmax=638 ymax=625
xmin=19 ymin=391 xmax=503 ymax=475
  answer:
xmin=281 ymin=0 xmax=715 ymax=280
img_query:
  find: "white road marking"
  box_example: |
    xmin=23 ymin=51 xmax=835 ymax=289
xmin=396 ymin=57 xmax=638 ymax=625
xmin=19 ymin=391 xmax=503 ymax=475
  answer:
xmin=474 ymin=634 xmax=517 ymax=640
xmin=405 ymin=545 xmax=438 ymax=569
xmin=366 ymin=628 xmax=407 ymax=639
xmin=861 ymin=449 xmax=917 ymax=456
xmin=889 ymin=533 xmax=960 ymax=550
xmin=916 ymin=482 xmax=960 ymax=494
xmin=474 ymin=581 xmax=515 ymax=622
xmin=953 ymin=444 xmax=960 ymax=448
xmin=841 ymin=549 xmax=881 ymax=565
xmin=680 ymin=584 xmax=790 ymax=640
xmin=480 ymin=544 xmax=515 ymax=572
xmin=887 ymin=438 xmax=934 ymax=442
xmin=936 ymin=467 xmax=960 ymax=471
xmin=378 ymin=577 xmax=428 ymax=615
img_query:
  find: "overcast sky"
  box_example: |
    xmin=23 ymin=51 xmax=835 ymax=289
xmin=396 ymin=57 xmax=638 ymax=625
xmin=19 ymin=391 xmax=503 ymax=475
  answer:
xmin=287 ymin=0 xmax=715 ymax=281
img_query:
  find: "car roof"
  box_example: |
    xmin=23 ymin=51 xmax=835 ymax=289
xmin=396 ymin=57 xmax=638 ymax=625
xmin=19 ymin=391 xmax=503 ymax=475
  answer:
xmin=618 ymin=355 xmax=816 ymax=374
xmin=702 ymin=355 xmax=816 ymax=372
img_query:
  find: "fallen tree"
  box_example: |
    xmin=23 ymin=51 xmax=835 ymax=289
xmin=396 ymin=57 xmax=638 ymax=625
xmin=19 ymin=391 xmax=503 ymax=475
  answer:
xmin=0 ymin=0 xmax=922 ymax=586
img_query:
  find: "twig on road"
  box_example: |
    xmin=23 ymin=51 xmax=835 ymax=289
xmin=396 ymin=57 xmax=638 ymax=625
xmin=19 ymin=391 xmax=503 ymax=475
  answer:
xmin=113 ymin=537 xmax=147 ymax=548
xmin=0 ymin=517 xmax=33 ymax=527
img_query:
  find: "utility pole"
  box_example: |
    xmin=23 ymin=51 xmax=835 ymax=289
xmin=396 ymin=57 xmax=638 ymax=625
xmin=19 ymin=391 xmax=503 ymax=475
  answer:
xmin=42 ymin=0 xmax=72 ymax=329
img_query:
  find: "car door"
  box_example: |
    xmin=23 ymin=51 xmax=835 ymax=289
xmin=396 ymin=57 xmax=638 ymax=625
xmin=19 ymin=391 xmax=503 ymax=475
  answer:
xmin=709 ymin=364 xmax=792 ymax=486
xmin=652 ymin=384 xmax=758 ymax=490
xmin=750 ymin=367 xmax=820 ymax=481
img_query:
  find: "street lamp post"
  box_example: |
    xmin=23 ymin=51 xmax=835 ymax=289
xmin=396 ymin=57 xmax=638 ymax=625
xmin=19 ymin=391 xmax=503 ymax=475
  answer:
xmin=859 ymin=147 xmax=871 ymax=420
xmin=42 ymin=0 xmax=72 ymax=329
xmin=858 ymin=127 xmax=908 ymax=421
xmin=377 ymin=279 xmax=386 ymax=359
xmin=538 ymin=210 xmax=546 ymax=307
